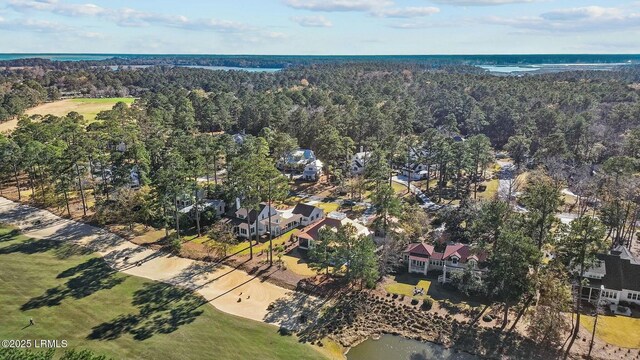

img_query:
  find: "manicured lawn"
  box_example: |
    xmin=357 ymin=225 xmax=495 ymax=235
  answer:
xmin=391 ymin=181 xmax=407 ymax=194
xmin=229 ymin=228 xmax=299 ymax=256
xmin=282 ymin=254 xmax=319 ymax=277
xmin=475 ymin=179 xmax=499 ymax=200
xmin=315 ymin=202 xmax=340 ymax=214
xmin=384 ymin=275 xmax=432 ymax=300
xmin=581 ymin=314 xmax=640 ymax=348
xmin=25 ymin=98 xmax=135 ymax=122
xmin=0 ymin=227 xmax=327 ymax=360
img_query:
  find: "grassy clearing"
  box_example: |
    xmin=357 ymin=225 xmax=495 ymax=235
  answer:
xmin=391 ymin=181 xmax=407 ymax=194
xmin=24 ymin=98 xmax=135 ymax=122
xmin=315 ymin=202 xmax=340 ymax=214
xmin=384 ymin=276 xmax=432 ymax=300
xmin=475 ymin=179 xmax=499 ymax=201
xmin=229 ymin=228 xmax=299 ymax=256
xmin=282 ymin=254 xmax=319 ymax=277
xmin=581 ymin=314 xmax=640 ymax=348
xmin=0 ymin=227 xmax=327 ymax=360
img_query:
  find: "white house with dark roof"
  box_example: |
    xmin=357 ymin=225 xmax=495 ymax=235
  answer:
xmin=351 ymin=151 xmax=371 ymax=175
xmin=292 ymin=203 xmax=325 ymax=226
xmin=228 ymin=202 xmax=324 ymax=239
xmin=402 ymin=243 xmax=488 ymax=281
xmin=579 ymin=246 xmax=640 ymax=306
xmin=229 ymin=203 xmax=279 ymax=239
xmin=302 ymin=160 xmax=324 ymax=181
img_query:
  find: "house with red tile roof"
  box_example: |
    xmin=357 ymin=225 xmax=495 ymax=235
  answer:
xmin=402 ymin=242 xmax=488 ymax=279
xmin=295 ymin=216 xmax=372 ymax=250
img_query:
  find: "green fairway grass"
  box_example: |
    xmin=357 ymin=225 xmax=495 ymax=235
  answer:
xmin=0 ymin=227 xmax=328 ymax=360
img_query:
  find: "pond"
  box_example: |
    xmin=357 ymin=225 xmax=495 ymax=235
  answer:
xmin=347 ymin=334 xmax=480 ymax=360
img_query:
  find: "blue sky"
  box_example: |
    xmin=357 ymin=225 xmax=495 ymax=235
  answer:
xmin=0 ymin=0 xmax=639 ymax=54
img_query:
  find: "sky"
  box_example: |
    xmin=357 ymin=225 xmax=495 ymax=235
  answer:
xmin=0 ymin=0 xmax=639 ymax=54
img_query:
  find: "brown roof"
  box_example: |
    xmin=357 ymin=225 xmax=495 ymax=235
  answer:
xmin=404 ymin=243 xmax=487 ymax=263
xmin=294 ymin=218 xmax=342 ymax=241
xmin=404 ymin=243 xmax=434 ymax=257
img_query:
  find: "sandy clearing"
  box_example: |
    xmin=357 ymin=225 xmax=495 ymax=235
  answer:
xmin=24 ymin=98 xmax=134 ymax=121
xmin=0 ymin=118 xmax=20 ymax=134
xmin=0 ymin=197 xmax=319 ymax=327
xmin=0 ymin=98 xmax=135 ymax=134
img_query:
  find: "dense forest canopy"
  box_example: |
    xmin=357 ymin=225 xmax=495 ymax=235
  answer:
xmin=2 ymin=61 xmax=640 ymax=156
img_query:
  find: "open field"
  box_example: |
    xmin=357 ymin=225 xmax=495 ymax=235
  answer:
xmin=25 ymin=98 xmax=135 ymax=121
xmin=581 ymin=314 xmax=640 ymax=349
xmin=0 ymin=226 xmax=327 ymax=360
xmin=1 ymin=98 xmax=136 ymax=134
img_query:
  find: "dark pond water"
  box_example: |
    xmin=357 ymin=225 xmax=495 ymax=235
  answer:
xmin=347 ymin=335 xmax=480 ymax=360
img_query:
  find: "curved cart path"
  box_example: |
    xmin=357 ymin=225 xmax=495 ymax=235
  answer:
xmin=0 ymin=197 xmax=320 ymax=329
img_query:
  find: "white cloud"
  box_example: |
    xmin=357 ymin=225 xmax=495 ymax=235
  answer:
xmin=0 ymin=15 xmax=73 ymax=32
xmin=486 ymin=5 xmax=640 ymax=32
xmin=290 ymin=15 xmax=333 ymax=27
xmin=284 ymin=0 xmax=392 ymax=12
xmin=285 ymin=0 xmax=439 ymax=20
xmin=374 ymin=7 xmax=439 ymax=18
xmin=429 ymin=0 xmax=541 ymax=5
xmin=7 ymin=0 xmax=252 ymax=33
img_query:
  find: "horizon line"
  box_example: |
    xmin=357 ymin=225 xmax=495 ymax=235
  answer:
xmin=2 ymin=52 xmax=640 ymax=57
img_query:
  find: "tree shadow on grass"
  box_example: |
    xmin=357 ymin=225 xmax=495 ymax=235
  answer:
xmin=53 ymin=243 xmax=93 ymax=259
xmin=21 ymin=258 xmax=125 ymax=310
xmin=0 ymin=238 xmax=61 ymax=255
xmin=87 ymin=282 xmax=206 ymax=341
xmin=0 ymin=229 xmax=20 ymax=243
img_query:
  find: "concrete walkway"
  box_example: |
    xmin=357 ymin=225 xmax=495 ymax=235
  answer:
xmin=0 ymin=197 xmax=320 ymax=328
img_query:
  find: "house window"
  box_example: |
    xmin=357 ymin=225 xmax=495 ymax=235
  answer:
xmin=451 ymin=257 xmax=459 ymax=266
xmin=411 ymin=259 xmax=426 ymax=268
xmin=240 ymin=228 xmax=247 ymax=235
xmin=602 ymin=290 xmax=617 ymax=299
xmin=628 ymin=292 xmax=640 ymax=301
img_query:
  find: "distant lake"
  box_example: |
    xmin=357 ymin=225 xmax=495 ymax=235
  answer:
xmin=180 ymin=65 xmax=281 ymax=72
xmin=479 ymin=62 xmax=632 ymax=74
xmin=347 ymin=335 xmax=479 ymax=360
xmin=479 ymin=65 xmax=540 ymax=73
xmin=108 ymin=64 xmax=281 ymax=72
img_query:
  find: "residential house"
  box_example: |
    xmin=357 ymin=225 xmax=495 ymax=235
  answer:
xmin=176 ymin=188 xmax=225 ymax=216
xmin=179 ymin=199 xmax=226 ymax=217
xmin=292 ymin=203 xmax=325 ymax=226
xmin=351 ymin=151 xmax=371 ymax=175
xmin=230 ymin=203 xmax=279 ymax=239
xmin=401 ymin=163 xmax=432 ymax=181
xmin=302 ymin=160 xmax=323 ymax=181
xmin=578 ymin=246 xmax=640 ymax=306
xmin=399 ymin=147 xmax=430 ymax=181
xmin=295 ymin=214 xmax=372 ymax=250
xmin=402 ymin=243 xmax=488 ymax=281
xmin=230 ymin=202 xmax=324 ymax=239
xmin=232 ymin=130 xmax=247 ymax=145
xmin=278 ymin=149 xmax=317 ymax=172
